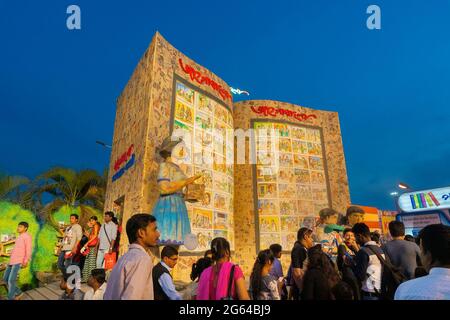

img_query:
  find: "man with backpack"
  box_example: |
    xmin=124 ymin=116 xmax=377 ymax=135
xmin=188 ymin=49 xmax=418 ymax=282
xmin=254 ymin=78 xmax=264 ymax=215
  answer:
xmin=351 ymin=223 xmax=406 ymax=300
xmin=97 ymin=211 xmax=118 ymax=268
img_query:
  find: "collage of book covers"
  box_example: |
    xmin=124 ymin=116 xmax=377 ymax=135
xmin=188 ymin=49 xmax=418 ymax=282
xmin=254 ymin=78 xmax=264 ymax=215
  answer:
xmin=254 ymin=121 xmax=330 ymax=251
xmin=172 ymin=80 xmax=235 ymax=253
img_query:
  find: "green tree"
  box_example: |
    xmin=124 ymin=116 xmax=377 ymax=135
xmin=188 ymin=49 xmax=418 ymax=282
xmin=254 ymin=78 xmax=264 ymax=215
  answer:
xmin=0 ymin=173 xmax=44 ymax=217
xmin=37 ymin=167 xmax=106 ymax=229
xmin=0 ymin=174 xmax=30 ymax=202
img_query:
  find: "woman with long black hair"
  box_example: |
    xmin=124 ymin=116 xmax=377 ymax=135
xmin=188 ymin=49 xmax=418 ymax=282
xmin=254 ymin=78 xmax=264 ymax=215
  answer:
xmin=302 ymin=245 xmax=351 ymax=300
xmin=183 ymin=257 xmax=213 ymax=300
xmin=196 ymin=237 xmax=250 ymax=300
xmin=81 ymin=216 xmax=100 ymax=283
xmin=250 ymin=249 xmax=281 ymax=300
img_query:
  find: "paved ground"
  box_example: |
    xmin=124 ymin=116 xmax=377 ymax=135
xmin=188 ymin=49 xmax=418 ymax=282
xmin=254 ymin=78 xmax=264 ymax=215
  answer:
xmin=21 ymin=281 xmax=90 ymax=300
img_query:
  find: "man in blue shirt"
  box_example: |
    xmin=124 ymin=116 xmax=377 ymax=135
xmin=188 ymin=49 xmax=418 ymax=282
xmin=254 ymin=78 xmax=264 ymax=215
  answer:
xmin=395 ymin=224 xmax=450 ymax=300
xmin=153 ymin=246 xmax=182 ymax=300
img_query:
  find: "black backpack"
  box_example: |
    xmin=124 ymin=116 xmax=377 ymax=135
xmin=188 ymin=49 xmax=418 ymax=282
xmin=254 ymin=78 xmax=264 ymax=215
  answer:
xmin=366 ymin=246 xmax=408 ymax=300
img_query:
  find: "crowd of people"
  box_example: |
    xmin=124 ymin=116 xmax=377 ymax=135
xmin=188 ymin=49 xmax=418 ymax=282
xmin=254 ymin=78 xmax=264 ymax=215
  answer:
xmin=56 ymin=211 xmax=121 ymax=281
xmin=101 ymin=207 xmax=450 ymax=301
xmin=1 ymin=206 xmax=449 ymax=300
xmin=0 ymin=211 xmax=121 ymax=300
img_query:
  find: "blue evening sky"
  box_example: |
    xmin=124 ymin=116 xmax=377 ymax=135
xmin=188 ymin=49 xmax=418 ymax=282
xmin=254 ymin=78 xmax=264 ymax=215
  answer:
xmin=1 ymin=0 xmax=449 ymax=210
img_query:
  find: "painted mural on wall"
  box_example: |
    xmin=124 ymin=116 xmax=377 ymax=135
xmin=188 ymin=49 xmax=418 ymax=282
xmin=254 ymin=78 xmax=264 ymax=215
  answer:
xmin=171 ymin=79 xmax=235 ymax=253
xmin=253 ymin=121 xmax=331 ymax=251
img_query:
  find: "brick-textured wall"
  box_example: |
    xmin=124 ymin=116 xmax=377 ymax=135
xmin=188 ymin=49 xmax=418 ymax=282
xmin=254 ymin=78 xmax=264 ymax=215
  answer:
xmin=104 ymin=35 xmax=157 ymax=256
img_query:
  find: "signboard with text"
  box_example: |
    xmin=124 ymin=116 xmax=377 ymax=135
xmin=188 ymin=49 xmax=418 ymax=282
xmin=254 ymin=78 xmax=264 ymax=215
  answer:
xmin=397 ymin=186 xmax=450 ymax=213
xmin=396 ymin=211 xmax=448 ymax=236
xmin=399 ymin=213 xmax=442 ymax=228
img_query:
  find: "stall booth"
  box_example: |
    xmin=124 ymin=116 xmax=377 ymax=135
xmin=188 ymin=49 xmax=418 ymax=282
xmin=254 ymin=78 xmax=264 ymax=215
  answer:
xmin=397 ymin=186 xmax=450 ymax=236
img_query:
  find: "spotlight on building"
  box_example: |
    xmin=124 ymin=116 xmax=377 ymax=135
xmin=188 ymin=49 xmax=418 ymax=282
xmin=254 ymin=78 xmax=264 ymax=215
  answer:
xmin=398 ymin=182 xmax=412 ymax=190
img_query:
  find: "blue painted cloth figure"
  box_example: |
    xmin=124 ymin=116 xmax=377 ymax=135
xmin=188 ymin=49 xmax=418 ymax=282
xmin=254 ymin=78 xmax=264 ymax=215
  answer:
xmin=152 ymin=136 xmax=202 ymax=246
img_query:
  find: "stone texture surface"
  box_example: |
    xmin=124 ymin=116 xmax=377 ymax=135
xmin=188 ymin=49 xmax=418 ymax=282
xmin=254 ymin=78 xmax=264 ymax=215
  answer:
xmin=104 ymin=32 xmax=233 ymax=282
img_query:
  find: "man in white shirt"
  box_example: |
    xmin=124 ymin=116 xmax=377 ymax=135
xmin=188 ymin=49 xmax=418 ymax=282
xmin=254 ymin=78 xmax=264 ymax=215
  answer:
xmin=97 ymin=211 xmax=118 ymax=268
xmin=103 ymin=214 xmax=160 ymax=300
xmin=395 ymin=224 xmax=450 ymax=300
xmin=57 ymin=214 xmax=83 ymax=277
xmin=84 ymin=268 xmax=107 ymax=300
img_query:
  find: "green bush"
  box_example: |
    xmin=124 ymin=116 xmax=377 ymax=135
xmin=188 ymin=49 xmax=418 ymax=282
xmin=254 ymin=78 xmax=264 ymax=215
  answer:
xmin=0 ymin=202 xmax=104 ymax=297
xmin=52 ymin=205 xmax=103 ymax=226
xmin=32 ymin=223 xmax=59 ymax=273
xmin=52 ymin=205 xmax=80 ymax=226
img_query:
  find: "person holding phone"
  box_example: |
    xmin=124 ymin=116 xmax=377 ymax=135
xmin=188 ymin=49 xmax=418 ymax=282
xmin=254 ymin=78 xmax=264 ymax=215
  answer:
xmin=337 ymin=228 xmax=361 ymax=300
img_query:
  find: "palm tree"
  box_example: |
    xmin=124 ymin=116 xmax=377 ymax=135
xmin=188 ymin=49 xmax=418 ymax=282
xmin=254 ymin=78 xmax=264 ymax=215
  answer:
xmin=0 ymin=173 xmax=46 ymax=225
xmin=0 ymin=174 xmax=30 ymax=202
xmin=37 ymin=167 xmax=106 ymax=228
xmin=12 ymin=185 xmax=44 ymax=215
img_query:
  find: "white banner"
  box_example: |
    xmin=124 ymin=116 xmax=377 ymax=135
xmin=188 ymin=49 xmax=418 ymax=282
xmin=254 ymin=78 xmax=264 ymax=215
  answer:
xmin=399 ymin=213 xmax=442 ymax=228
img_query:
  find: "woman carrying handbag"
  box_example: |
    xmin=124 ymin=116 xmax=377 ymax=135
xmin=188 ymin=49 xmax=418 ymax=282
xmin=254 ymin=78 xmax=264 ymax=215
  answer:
xmin=196 ymin=237 xmax=250 ymax=300
xmin=81 ymin=216 xmax=100 ymax=283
